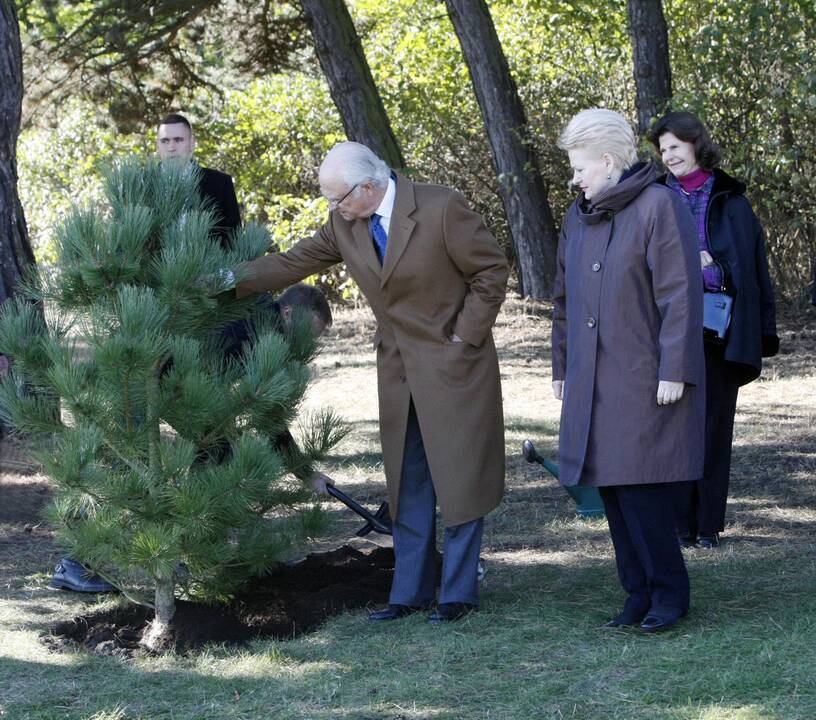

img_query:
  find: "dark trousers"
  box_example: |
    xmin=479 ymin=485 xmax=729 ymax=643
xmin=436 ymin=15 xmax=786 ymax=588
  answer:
xmin=389 ymin=400 xmax=483 ymax=607
xmin=675 ymin=343 xmax=741 ymax=537
xmin=599 ymin=483 xmax=690 ymax=618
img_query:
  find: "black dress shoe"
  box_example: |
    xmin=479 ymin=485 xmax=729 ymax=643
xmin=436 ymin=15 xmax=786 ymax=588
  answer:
xmin=601 ymin=617 xmax=636 ymax=629
xmin=428 ymin=602 xmax=476 ymax=624
xmin=50 ymin=557 xmax=117 ymax=593
xmin=640 ymin=608 xmax=686 ymax=632
xmin=601 ymin=609 xmax=648 ymax=629
xmin=678 ymin=533 xmax=698 ymax=549
xmin=368 ymin=604 xmax=422 ymax=622
xmin=697 ymin=533 xmax=720 ymax=549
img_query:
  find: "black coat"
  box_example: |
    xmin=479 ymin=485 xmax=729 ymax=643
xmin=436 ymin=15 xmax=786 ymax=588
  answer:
xmin=811 ymin=261 xmax=816 ymax=306
xmin=198 ymin=166 xmax=241 ymax=246
xmin=658 ymin=169 xmax=778 ymax=386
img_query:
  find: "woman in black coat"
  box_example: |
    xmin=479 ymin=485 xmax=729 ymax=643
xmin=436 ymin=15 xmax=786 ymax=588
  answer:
xmin=649 ymin=112 xmax=779 ymax=549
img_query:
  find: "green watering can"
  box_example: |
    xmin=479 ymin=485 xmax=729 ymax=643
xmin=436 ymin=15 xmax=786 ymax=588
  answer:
xmin=522 ymin=440 xmax=605 ymax=519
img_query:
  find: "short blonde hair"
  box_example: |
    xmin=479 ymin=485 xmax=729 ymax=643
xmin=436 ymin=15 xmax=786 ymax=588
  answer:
xmin=557 ymin=109 xmax=638 ymax=171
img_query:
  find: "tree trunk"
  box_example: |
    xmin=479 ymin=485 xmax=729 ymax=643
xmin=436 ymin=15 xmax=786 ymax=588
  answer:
xmin=0 ymin=0 xmax=34 ymax=306
xmin=627 ymin=0 xmax=672 ymax=136
xmin=141 ymin=573 xmax=176 ymax=652
xmin=444 ymin=0 xmax=558 ymax=299
xmin=301 ymin=0 xmax=405 ymax=169
xmin=0 ymin=0 xmax=36 ymax=437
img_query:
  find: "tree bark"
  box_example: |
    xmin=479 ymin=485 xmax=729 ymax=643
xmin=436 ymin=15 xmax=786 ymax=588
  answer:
xmin=141 ymin=573 xmax=176 ymax=652
xmin=444 ymin=0 xmax=558 ymax=299
xmin=0 ymin=0 xmax=34 ymax=306
xmin=627 ymin=0 xmax=673 ymax=136
xmin=1 ymin=0 xmax=36 ymax=437
xmin=301 ymin=0 xmax=405 ymax=169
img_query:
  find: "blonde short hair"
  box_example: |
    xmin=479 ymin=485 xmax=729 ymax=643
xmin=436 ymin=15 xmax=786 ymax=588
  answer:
xmin=557 ymin=109 xmax=638 ymax=171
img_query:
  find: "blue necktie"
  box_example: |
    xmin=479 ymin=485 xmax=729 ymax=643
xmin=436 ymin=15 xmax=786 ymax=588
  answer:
xmin=370 ymin=214 xmax=388 ymax=265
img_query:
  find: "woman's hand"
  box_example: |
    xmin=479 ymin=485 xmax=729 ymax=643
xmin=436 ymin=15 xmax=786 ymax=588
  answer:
xmin=552 ymin=380 xmax=564 ymax=401
xmin=656 ymin=380 xmax=684 ymax=405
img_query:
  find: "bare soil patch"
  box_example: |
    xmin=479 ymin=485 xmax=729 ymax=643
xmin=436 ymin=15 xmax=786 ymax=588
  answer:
xmin=43 ymin=545 xmax=396 ymax=657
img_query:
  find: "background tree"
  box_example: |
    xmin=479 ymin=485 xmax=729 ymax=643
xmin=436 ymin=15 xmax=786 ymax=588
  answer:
xmin=444 ymin=0 xmax=558 ymax=298
xmin=17 ymin=0 xmax=308 ymax=132
xmin=1 ymin=0 xmax=38 ymax=438
xmin=0 ymin=159 xmax=343 ymax=650
xmin=0 ymin=0 xmax=35 ymax=308
xmin=300 ymin=0 xmax=405 ymax=169
xmin=14 ymin=0 xmax=816 ymax=301
xmin=627 ymin=0 xmax=673 ymax=135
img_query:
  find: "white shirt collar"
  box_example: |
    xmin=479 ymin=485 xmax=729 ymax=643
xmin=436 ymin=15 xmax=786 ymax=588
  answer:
xmin=372 ymin=177 xmax=396 ymax=232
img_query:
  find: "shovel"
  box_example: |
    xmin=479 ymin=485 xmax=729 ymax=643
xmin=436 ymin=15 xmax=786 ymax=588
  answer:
xmin=326 ymin=484 xmax=392 ymax=536
xmin=522 ymin=440 xmax=605 ymax=519
xmin=325 ymin=484 xmax=487 ymax=582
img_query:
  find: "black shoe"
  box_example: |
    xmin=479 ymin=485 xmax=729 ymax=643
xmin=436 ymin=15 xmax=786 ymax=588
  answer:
xmin=50 ymin=557 xmax=117 ymax=593
xmin=640 ymin=608 xmax=687 ymax=633
xmin=428 ymin=602 xmax=476 ymax=625
xmin=601 ymin=608 xmax=648 ymax=629
xmin=698 ymin=533 xmax=720 ymax=549
xmin=601 ymin=616 xmax=638 ymax=629
xmin=368 ymin=604 xmax=422 ymax=622
xmin=678 ymin=533 xmax=698 ymax=549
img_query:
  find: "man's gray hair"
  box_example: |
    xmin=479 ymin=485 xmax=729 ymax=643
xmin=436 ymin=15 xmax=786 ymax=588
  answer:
xmin=323 ymin=141 xmax=391 ymax=189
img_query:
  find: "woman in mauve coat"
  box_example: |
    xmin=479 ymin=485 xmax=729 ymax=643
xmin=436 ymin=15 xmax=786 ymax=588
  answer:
xmin=552 ymin=109 xmax=705 ymax=632
xmin=649 ymin=112 xmax=779 ymax=549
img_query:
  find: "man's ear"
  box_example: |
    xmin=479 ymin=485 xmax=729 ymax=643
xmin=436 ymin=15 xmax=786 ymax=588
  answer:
xmin=280 ymin=304 xmax=292 ymax=320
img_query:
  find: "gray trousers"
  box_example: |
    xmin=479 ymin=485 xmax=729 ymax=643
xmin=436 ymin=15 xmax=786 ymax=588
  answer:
xmin=388 ymin=400 xmax=483 ymax=607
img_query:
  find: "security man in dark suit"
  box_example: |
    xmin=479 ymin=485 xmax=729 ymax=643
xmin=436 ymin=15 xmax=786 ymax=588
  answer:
xmin=156 ymin=113 xmax=241 ymax=245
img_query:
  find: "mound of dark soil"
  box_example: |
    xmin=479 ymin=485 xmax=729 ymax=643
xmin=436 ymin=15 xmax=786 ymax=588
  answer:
xmin=44 ymin=545 xmax=397 ymax=656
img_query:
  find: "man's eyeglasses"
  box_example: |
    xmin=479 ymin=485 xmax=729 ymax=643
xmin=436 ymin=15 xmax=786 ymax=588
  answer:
xmin=326 ymin=183 xmax=359 ymax=209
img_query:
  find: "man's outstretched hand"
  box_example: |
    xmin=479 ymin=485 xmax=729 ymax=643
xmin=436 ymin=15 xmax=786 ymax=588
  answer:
xmin=310 ymin=471 xmax=336 ymax=495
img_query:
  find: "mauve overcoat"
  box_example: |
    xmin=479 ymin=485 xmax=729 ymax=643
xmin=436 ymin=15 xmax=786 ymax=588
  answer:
xmin=235 ymin=175 xmax=509 ymax=526
xmin=551 ymin=162 xmax=705 ymax=487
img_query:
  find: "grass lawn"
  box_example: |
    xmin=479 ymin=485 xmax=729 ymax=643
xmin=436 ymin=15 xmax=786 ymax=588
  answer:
xmin=1 ymin=298 xmax=815 ymax=720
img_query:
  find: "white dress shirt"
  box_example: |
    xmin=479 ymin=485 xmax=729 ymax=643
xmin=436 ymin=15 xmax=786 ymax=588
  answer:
xmin=372 ymin=177 xmax=396 ymax=236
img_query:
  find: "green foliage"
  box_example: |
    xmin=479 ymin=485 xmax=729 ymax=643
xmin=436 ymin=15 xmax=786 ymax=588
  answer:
xmin=18 ymin=0 xmax=308 ymax=132
xmin=17 ymin=101 xmax=147 ymax=265
xmin=0 ymin=158 xmax=344 ymax=611
xmin=16 ymin=0 xmax=815 ymax=298
xmin=667 ymin=0 xmax=816 ymax=298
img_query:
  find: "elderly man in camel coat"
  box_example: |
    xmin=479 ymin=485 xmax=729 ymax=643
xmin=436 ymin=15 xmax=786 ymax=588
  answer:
xmin=231 ymin=142 xmax=509 ymax=624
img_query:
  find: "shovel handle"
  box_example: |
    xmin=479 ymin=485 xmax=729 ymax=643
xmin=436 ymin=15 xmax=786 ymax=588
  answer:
xmin=326 ymin=484 xmax=392 ymax=535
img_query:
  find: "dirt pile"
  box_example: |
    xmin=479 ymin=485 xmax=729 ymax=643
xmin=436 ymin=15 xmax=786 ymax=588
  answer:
xmin=44 ymin=545 xmax=395 ymax=656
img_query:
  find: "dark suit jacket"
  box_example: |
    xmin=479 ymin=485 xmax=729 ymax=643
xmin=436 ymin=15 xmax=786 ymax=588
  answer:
xmin=812 ymin=261 xmax=815 ymax=306
xmin=198 ymin=166 xmax=241 ymax=246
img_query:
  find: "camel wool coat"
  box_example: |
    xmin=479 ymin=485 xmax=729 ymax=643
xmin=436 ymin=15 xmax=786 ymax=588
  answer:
xmin=551 ymin=162 xmax=705 ymax=487
xmin=235 ymin=176 xmax=509 ymax=526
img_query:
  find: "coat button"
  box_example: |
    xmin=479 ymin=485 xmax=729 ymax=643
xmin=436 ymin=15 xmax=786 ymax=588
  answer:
xmin=592 ymin=261 xmax=601 ymax=272
xmin=586 ymin=317 xmax=596 ymax=328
